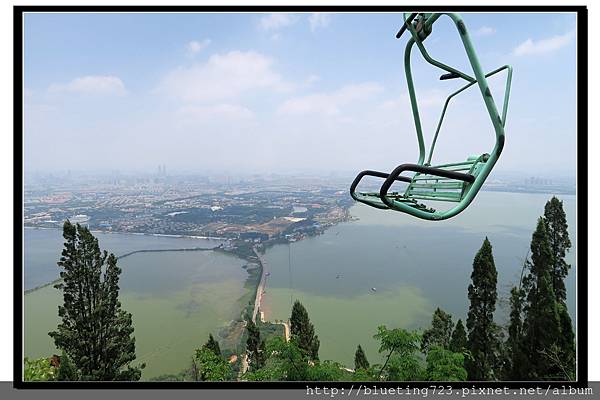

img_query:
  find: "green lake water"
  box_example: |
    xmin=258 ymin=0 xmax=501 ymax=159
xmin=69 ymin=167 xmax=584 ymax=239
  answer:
xmin=24 ymin=250 xmax=248 ymax=379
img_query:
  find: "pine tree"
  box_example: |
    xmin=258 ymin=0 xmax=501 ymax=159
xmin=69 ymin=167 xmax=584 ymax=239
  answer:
xmin=290 ymin=301 xmax=320 ymax=361
xmin=465 ymin=237 xmax=499 ymax=380
xmin=49 ymin=221 xmax=143 ymax=381
xmin=543 ymin=197 xmax=572 ymax=303
xmin=421 ymin=308 xmax=453 ymax=353
xmin=246 ymin=320 xmax=266 ymax=371
xmin=354 ymin=344 xmax=369 ymax=371
xmin=523 ymin=218 xmax=561 ymax=379
xmin=203 ymin=334 xmax=222 ymax=357
xmin=449 ymin=319 xmax=467 ymax=353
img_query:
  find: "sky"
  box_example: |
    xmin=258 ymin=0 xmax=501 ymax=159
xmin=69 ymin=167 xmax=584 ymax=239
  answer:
xmin=23 ymin=12 xmax=577 ymax=177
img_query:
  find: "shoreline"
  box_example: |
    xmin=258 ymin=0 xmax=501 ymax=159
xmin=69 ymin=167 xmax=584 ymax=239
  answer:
xmin=24 ymin=226 xmax=229 ymax=242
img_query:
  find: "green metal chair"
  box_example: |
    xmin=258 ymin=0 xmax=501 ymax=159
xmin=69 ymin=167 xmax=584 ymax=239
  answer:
xmin=350 ymin=12 xmax=513 ymax=221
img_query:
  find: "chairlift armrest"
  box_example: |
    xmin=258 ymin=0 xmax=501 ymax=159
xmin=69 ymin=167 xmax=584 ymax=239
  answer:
xmin=350 ymin=170 xmax=412 ymax=200
xmin=379 ymin=164 xmax=475 ymax=208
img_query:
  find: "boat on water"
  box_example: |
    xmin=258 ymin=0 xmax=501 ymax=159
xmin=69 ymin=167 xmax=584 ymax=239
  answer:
xmin=371 ymin=287 xmax=377 ymax=292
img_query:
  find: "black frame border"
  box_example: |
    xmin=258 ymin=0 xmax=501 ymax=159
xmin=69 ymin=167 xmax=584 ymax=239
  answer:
xmin=13 ymin=4 xmax=588 ymax=390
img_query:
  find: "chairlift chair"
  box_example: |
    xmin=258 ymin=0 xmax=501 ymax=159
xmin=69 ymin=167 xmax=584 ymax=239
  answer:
xmin=350 ymin=12 xmax=513 ymax=221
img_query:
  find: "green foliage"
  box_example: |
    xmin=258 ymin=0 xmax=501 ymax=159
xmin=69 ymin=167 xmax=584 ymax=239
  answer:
xmin=543 ymin=196 xmax=572 ymax=303
xmin=194 ymin=348 xmax=233 ymax=381
xmin=253 ymin=336 xmax=309 ymax=381
xmin=49 ymin=221 xmax=143 ymax=381
xmin=351 ymin=366 xmax=379 ymax=381
xmin=24 ymin=357 xmax=57 ymax=381
xmin=503 ymin=286 xmax=526 ymax=380
xmin=290 ymin=301 xmax=320 ymax=361
xmin=246 ymin=320 xmax=267 ymax=371
xmin=203 ymin=334 xmax=222 ymax=357
xmin=523 ymin=218 xmax=562 ymax=380
xmin=425 ymin=346 xmax=467 ymax=381
xmin=466 ymin=237 xmax=499 ymax=380
xmin=449 ymin=319 xmax=467 ymax=353
xmin=373 ymin=326 xmax=423 ymax=381
xmin=307 ymin=360 xmax=351 ymax=381
xmin=57 ymin=351 xmax=78 ymax=381
xmin=421 ymin=308 xmax=453 ymax=353
xmin=354 ymin=344 xmax=370 ymax=371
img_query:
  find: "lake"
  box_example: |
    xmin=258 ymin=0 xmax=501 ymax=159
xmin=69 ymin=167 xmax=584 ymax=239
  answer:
xmin=23 ymin=191 xmax=577 ymax=377
xmin=261 ymin=191 xmax=577 ymax=367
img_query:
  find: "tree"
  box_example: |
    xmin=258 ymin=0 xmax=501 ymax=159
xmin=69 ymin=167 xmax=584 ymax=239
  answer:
xmin=354 ymin=344 xmax=370 ymax=371
xmin=290 ymin=301 xmax=320 ymax=361
xmin=449 ymin=319 xmax=467 ymax=353
xmin=523 ymin=218 xmax=561 ymax=379
xmin=57 ymin=351 xmax=78 ymax=381
xmin=466 ymin=237 xmax=499 ymax=380
xmin=543 ymin=197 xmax=572 ymax=303
xmin=543 ymin=197 xmax=576 ymax=380
xmin=504 ymin=286 xmax=527 ymax=380
xmin=246 ymin=320 xmax=266 ymax=371
xmin=194 ymin=348 xmax=232 ymax=381
xmin=203 ymin=334 xmax=222 ymax=357
xmin=245 ymin=336 xmax=309 ymax=381
xmin=421 ymin=308 xmax=453 ymax=353
xmin=49 ymin=221 xmax=143 ymax=381
xmin=425 ymin=346 xmax=467 ymax=381
xmin=373 ymin=326 xmax=424 ymax=381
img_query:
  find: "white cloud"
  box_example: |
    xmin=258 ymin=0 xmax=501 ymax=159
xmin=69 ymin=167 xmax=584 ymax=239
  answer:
xmin=177 ymin=104 xmax=255 ymax=122
xmin=513 ymin=30 xmax=575 ymax=56
xmin=259 ymin=13 xmax=296 ymax=31
xmin=305 ymin=74 xmax=320 ymax=85
xmin=474 ymin=26 xmax=496 ymax=37
xmin=158 ymin=50 xmax=288 ymax=103
xmin=186 ymin=39 xmax=211 ymax=56
xmin=278 ymin=82 xmax=383 ymax=116
xmin=380 ymin=89 xmax=446 ymax=110
xmin=49 ymin=75 xmax=126 ymax=95
xmin=309 ymin=13 xmax=332 ymax=32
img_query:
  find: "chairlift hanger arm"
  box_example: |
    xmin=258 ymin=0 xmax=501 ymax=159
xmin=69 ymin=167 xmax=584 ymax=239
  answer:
xmin=426 ymin=64 xmax=513 ymax=164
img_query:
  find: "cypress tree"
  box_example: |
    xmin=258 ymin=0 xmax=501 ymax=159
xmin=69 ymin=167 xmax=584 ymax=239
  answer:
xmin=203 ymin=334 xmax=222 ymax=357
xmin=523 ymin=218 xmax=561 ymax=379
xmin=246 ymin=320 xmax=266 ymax=371
xmin=49 ymin=221 xmax=143 ymax=381
xmin=543 ymin=197 xmax=571 ymax=303
xmin=354 ymin=344 xmax=369 ymax=371
xmin=449 ymin=319 xmax=467 ymax=353
xmin=505 ymin=286 xmax=527 ymax=380
xmin=543 ymin=197 xmax=575 ymax=379
xmin=465 ymin=237 xmax=499 ymax=380
xmin=290 ymin=301 xmax=320 ymax=361
xmin=421 ymin=308 xmax=454 ymax=353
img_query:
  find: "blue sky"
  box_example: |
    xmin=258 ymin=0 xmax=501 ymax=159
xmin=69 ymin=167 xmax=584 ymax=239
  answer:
xmin=24 ymin=12 xmax=577 ymax=177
